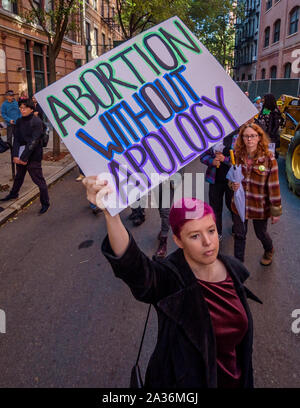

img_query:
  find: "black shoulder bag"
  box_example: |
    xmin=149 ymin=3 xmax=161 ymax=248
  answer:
xmin=30 ymin=117 xmax=49 ymax=147
xmin=129 ymin=259 xmax=185 ymax=388
xmin=130 ymin=304 xmax=151 ymax=389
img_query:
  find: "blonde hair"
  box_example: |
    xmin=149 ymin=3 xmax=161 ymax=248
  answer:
xmin=234 ymin=123 xmax=271 ymax=164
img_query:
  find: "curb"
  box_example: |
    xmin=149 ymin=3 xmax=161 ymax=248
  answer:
xmin=0 ymin=160 xmax=76 ymax=226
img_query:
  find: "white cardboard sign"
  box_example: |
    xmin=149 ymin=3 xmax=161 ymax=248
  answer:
xmin=35 ymin=17 xmax=257 ymax=216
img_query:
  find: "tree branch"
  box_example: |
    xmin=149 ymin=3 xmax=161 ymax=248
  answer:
xmin=116 ymin=0 xmax=129 ymax=39
xmin=28 ymin=0 xmax=51 ymax=40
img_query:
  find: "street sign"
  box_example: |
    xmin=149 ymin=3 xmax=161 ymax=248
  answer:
xmin=36 ymin=17 xmax=258 ymax=216
xmin=72 ymin=45 xmax=86 ymax=60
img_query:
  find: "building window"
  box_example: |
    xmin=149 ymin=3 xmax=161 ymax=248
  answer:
xmin=261 ymin=68 xmax=266 ymax=79
xmin=102 ymin=33 xmax=106 ymax=54
xmin=86 ymin=22 xmax=91 ymax=46
xmin=242 ymin=73 xmax=246 ymax=80
xmin=264 ymin=27 xmax=270 ymax=47
xmin=101 ymin=0 xmax=104 ymax=16
xmin=284 ymin=62 xmax=291 ymax=78
xmin=273 ymin=19 xmax=281 ymax=43
xmin=266 ymin=0 xmax=272 ymax=11
xmin=92 ymin=0 xmax=97 ymax=9
xmin=289 ymin=7 xmax=299 ymax=35
xmin=248 ymin=74 xmax=252 ymax=80
xmin=25 ymin=41 xmax=48 ymax=95
xmin=94 ymin=28 xmax=98 ymax=56
xmin=270 ymin=65 xmax=277 ymax=78
xmin=2 ymin=0 xmax=18 ymax=13
xmin=25 ymin=41 xmax=33 ymax=97
xmin=33 ymin=43 xmax=45 ymax=93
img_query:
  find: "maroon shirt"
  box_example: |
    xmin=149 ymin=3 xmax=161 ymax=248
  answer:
xmin=198 ymin=272 xmax=248 ymax=388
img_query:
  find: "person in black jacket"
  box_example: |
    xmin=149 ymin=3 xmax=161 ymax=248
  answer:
xmin=32 ymin=96 xmax=44 ymax=121
xmin=0 ymin=100 xmax=50 ymax=214
xmin=82 ymin=177 xmax=261 ymax=388
xmin=255 ymin=93 xmax=283 ymax=158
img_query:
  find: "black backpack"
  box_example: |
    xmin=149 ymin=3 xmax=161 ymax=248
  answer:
xmin=30 ymin=117 xmax=49 ymax=147
xmin=41 ymin=122 xmax=49 ymax=148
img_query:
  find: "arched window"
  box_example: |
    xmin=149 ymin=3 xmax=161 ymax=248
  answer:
xmin=2 ymin=0 xmax=18 ymax=13
xmin=273 ymin=19 xmax=281 ymax=43
xmin=284 ymin=62 xmax=292 ymax=78
xmin=261 ymin=68 xmax=266 ymax=79
xmin=289 ymin=7 xmax=299 ymax=35
xmin=270 ymin=65 xmax=277 ymax=78
xmin=264 ymin=27 xmax=270 ymax=47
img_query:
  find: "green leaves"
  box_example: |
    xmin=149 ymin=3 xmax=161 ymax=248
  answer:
xmin=191 ymin=0 xmax=239 ymax=69
xmin=116 ymin=0 xmax=193 ymax=39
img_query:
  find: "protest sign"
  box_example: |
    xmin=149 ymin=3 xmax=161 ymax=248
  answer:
xmin=35 ymin=16 xmax=258 ymax=216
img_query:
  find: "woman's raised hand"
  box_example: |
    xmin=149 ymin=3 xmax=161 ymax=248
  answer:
xmin=82 ymin=176 xmax=113 ymax=212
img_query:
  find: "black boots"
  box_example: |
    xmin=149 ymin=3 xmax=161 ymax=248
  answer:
xmin=39 ymin=204 xmax=50 ymax=214
xmin=0 ymin=193 xmax=18 ymax=201
xmin=129 ymin=207 xmax=145 ymax=226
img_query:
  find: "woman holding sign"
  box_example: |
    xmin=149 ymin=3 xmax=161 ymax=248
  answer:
xmin=82 ymin=176 xmax=261 ymax=388
xmin=229 ymin=123 xmax=282 ymax=266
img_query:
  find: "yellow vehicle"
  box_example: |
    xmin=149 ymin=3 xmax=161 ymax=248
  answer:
xmin=278 ymin=95 xmax=300 ymax=196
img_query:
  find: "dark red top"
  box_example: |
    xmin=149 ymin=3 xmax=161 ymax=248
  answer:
xmin=198 ymin=272 xmax=248 ymax=388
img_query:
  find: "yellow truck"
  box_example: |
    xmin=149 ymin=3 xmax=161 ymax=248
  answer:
xmin=278 ymin=95 xmax=300 ymax=196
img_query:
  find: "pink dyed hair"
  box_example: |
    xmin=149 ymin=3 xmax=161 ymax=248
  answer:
xmin=169 ymin=198 xmax=216 ymax=238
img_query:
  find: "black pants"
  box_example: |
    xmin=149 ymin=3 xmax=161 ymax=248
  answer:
xmin=208 ymin=182 xmax=233 ymax=235
xmin=232 ymin=213 xmax=273 ymax=262
xmin=10 ymin=161 xmax=49 ymax=206
xmin=6 ymin=125 xmax=15 ymax=146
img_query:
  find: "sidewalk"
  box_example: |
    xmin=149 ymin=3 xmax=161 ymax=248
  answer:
xmin=0 ymin=130 xmax=77 ymax=225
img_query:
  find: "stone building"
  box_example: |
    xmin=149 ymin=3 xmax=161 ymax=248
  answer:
xmin=0 ymin=0 xmax=122 ymax=103
xmin=256 ymin=0 xmax=300 ymax=79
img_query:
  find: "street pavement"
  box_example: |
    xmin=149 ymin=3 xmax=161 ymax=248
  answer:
xmin=0 ymin=157 xmax=299 ymax=388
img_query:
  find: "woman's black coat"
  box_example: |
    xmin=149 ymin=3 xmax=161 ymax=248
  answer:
xmin=102 ymin=232 xmax=262 ymax=388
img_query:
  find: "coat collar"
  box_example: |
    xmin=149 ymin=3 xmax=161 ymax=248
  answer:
xmin=156 ymin=250 xmax=252 ymax=387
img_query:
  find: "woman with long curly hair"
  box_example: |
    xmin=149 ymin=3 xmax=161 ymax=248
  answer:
xmin=229 ymin=123 xmax=282 ymax=266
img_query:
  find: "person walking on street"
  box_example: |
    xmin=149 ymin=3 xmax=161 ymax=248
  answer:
xmin=129 ymin=170 xmax=183 ymax=258
xmin=18 ymin=90 xmax=29 ymax=106
xmin=255 ymin=93 xmax=283 ymax=158
xmin=0 ymin=100 xmax=50 ymax=214
xmin=253 ymin=96 xmax=262 ymax=112
xmin=200 ymin=132 xmax=238 ymax=240
xmin=31 ymin=96 xmax=44 ymax=121
xmin=82 ymin=178 xmax=262 ymax=388
xmin=229 ymin=123 xmax=282 ymax=266
xmin=1 ymin=90 xmax=21 ymax=146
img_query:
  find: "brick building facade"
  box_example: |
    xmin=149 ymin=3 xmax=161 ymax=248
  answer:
xmin=0 ymin=0 xmax=122 ymax=104
xmin=256 ymin=0 xmax=300 ymax=79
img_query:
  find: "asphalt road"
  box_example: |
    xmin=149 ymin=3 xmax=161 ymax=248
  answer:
xmin=0 ymin=157 xmax=299 ymax=388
